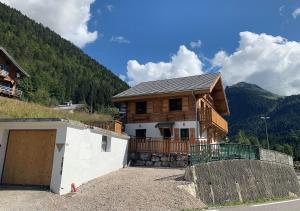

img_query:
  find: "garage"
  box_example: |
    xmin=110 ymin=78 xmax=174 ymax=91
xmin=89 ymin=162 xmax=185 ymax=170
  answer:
xmin=1 ymin=130 xmax=56 ymax=186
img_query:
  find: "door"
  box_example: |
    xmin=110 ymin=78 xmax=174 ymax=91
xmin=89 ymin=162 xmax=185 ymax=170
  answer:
xmin=2 ymin=130 xmax=56 ymax=186
xmin=163 ymin=128 xmax=171 ymax=139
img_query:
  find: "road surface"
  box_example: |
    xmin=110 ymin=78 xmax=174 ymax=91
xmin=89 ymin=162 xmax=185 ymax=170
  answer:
xmin=208 ymin=198 xmax=300 ymax=211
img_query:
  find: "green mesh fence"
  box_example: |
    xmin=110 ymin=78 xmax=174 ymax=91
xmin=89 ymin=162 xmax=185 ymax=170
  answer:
xmin=189 ymin=143 xmax=260 ymax=165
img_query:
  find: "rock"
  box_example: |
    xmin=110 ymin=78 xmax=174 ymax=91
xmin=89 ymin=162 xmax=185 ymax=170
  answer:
xmin=151 ymin=156 xmax=160 ymax=162
xmin=153 ymin=161 xmax=161 ymax=167
xmin=146 ymin=161 xmax=153 ymax=166
xmin=161 ymin=161 xmax=170 ymax=167
xmin=161 ymin=156 xmax=169 ymax=162
xmin=135 ymin=160 xmax=145 ymax=166
xmin=139 ymin=152 xmax=151 ymax=161
xmin=176 ymin=161 xmax=187 ymax=167
xmin=176 ymin=155 xmax=187 ymax=161
xmin=129 ymin=153 xmax=136 ymax=160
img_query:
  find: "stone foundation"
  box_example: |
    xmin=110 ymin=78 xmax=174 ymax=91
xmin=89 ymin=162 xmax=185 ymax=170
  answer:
xmin=129 ymin=152 xmax=188 ymax=167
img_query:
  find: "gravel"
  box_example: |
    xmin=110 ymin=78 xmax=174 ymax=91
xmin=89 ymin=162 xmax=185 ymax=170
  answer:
xmin=0 ymin=167 xmax=205 ymax=211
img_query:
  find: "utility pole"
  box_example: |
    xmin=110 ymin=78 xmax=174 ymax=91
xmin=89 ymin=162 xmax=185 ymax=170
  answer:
xmin=260 ymin=116 xmax=270 ymax=149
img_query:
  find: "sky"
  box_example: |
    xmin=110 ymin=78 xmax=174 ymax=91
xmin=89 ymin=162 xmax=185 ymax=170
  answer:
xmin=1 ymin=0 xmax=300 ymax=96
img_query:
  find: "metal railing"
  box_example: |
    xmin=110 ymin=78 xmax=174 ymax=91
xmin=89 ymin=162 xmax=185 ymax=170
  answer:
xmin=189 ymin=143 xmax=260 ymax=165
xmin=0 ymin=85 xmax=22 ymax=97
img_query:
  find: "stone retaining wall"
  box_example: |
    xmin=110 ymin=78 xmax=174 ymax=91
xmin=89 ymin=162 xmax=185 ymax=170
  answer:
xmin=259 ymin=148 xmax=293 ymax=166
xmin=185 ymin=160 xmax=300 ymax=205
xmin=128 ymin=152 xmax=188 ymax=167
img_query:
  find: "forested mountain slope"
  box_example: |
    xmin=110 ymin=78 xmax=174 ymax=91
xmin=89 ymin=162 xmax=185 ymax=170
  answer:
xmin=226 ymin=82 xmax=300 ymax=159
xmin=0 ymin=3 xmax=129 ymax=111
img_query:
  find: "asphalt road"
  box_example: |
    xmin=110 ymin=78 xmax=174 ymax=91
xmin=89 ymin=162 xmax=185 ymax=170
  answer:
xmin=208 ymin=198 xmax=300 ymax=211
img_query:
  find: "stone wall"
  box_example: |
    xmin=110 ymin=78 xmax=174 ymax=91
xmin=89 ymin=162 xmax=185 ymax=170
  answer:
xmin=185 ymin=160 xmax=300 ymax=205
xmin=129 ymin=152 xmax=188 ymax=167
xmin=259 ymin=148 xmax=293 ymax=166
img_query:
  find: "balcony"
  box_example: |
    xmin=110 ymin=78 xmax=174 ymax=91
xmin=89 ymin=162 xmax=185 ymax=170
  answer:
xmin=198 ymin=107 xmax=228 ymax=134
xmin=0 ymin=85 xmax=22 ymax=98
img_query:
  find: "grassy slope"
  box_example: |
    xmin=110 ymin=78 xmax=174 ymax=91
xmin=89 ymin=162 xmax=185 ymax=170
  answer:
xmin=0 ymin=97 xmax=111 ymax=122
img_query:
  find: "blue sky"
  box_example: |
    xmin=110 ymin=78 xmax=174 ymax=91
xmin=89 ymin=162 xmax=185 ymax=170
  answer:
xmin=84 ymin=0 xmax=300 ymax=80
xmin=2 ymin=0 xmax=300 ymax=95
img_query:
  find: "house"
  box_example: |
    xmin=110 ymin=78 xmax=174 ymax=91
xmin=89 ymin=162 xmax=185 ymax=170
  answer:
xmin=0 ymin=47 xmax=30 ymax=98
xmin=112 ymin=73 xmax=229 ymax=144
xmin=54 ymin=101 xmax=85 ymax=113
xmin=0 ymin=118 xmax=129 ymax=195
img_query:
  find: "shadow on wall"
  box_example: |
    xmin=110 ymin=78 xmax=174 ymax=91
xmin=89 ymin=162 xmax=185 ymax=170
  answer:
xmin=185 ymin=160 xmax=300 ymax=205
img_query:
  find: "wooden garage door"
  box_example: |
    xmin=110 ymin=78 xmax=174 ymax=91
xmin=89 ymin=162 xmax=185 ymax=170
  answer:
xmin=2 ymin=130 xmax=56 ymax=186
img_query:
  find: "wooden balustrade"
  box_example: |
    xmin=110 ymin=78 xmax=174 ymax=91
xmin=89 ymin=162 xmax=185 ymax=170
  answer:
xmin=0 ymin=85 xmax=22 ymax=98
xmin=198 ymin=107 xmax=228 ymax=133
xmin=128 ymin=138 xmax=208 ymax=154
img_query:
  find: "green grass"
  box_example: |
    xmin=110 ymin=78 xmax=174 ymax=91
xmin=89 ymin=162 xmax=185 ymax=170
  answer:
xmin=0 ymin=97 xmax=112 ymax=123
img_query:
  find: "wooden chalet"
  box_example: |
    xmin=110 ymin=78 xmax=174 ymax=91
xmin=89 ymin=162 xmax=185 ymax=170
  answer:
xmin=0 ymin=47 xmax=30 ymax=98
xmin=113 ymin=73 xmax=230 ymax=154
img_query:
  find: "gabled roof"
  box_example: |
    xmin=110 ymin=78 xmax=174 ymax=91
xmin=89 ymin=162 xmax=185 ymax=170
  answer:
xmin=0 ymin=47 xmax=30 ymax=77
xmin=113 ymin=73 xmax=220 ymax=99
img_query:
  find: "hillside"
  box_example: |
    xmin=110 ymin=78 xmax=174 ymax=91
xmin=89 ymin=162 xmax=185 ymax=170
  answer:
xmin=0 ymin=97 xmax=111 ymax=122
xmin=226 ymin=82 xmax=300 ymax=159
xmin=0 ymin=3 xmax=129 ymax=111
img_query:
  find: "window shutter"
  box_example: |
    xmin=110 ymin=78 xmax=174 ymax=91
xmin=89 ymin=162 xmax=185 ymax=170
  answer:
xmin=174 ymin=128 xmax=179 ymax=140
xmin=190 ymin=128 xmax=195 ymax=140
xmin=162 ymin=99 xmax=168 ymax=112
xmin=182 ymin=97 xmax=189 ymax=111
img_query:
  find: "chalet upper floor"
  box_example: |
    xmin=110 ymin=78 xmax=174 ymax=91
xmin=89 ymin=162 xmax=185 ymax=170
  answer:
xmin=0 ymin=47 xmax=30 ymax=98
xmin=113 ymin=73 xmax=230 ymax=134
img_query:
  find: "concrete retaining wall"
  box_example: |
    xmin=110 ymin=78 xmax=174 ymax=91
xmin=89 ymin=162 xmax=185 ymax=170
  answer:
xmin=185 ymin=160 xmax=300 ymax=205
xmin=259 ymin=148 xmax=293 ymax=166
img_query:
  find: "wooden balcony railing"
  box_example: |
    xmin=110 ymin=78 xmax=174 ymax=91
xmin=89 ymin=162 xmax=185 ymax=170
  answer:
xmin=0 ymin=85 xmax=22 ymax=98
xmin=128 ymin=138 xmax=208 ymax=154
xmin=198 ymin=107 xmax=228 ymax=133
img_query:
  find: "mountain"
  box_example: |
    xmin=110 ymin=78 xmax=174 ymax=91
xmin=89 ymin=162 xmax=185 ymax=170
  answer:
xmin=0 ymin=3 xmax=129 ymax=111
xmin=226 ymin=82 xmax=300 ymax=159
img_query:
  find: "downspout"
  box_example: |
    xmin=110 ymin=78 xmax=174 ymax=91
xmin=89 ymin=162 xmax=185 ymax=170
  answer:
xmin=192 ymin=91 xmax=199 ymax=140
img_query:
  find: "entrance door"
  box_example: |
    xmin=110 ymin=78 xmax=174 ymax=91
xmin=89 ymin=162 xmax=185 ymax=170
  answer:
xmin=2 ymin=130 xmax=56 ymax=186
xmin=163 ymin=128 xmax=171 ymax=139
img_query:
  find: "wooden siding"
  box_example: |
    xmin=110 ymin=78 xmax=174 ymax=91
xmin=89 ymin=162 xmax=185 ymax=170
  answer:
xmin=2 ymin=130 xmax=56 ymax=186
xmin=126 ymin=95 xmax=196 ymax=123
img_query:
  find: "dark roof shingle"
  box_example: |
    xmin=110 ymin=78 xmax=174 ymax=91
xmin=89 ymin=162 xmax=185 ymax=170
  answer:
xmin=113 ymin=73 xmax=220 ymax=99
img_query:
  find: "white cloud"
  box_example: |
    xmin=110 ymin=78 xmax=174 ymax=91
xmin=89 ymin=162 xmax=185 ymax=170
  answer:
xmin=0 ymin=0 xmax=98 ymax=48
xmin=279 ymin=5 xmax=285 ymax=16
xmin=110 ymin=36 xmax=130 ymax=44
xmin=126 ymin=45 xmax=204 ymax=86
xmin=106 ymin=4 xmax=113 ymax=12
xmin=292 ymin=7 xmax=300 ymax=18
xmin=190 ymin=40 xmax=202 ymax=49
xmin=212 ymin=31 xmax=300 ymax=95
xmin=118 ymin=74 xmax=126 ymax=81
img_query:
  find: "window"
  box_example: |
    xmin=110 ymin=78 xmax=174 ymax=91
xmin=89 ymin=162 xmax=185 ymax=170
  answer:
xmin=180 ymin=128 xmax=189 ymax=140
xmin=136 ymin=101 xmax=147 ymax=114
xmin=169 ymin=98 xmax=182 ymax=111
xmin=136 ymin=129 xmax=146 ymax=138
xmin=101 ymin=135 xmax=111 ymax=152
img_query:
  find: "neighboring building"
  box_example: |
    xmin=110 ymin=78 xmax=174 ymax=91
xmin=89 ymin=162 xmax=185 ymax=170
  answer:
xmin=54 ymin=101 xmax=85 ymax=113
xmin=113 ymin=73 xmax=229 ymax=143
xmin=0 ymin=47 xmax=30 ymax=98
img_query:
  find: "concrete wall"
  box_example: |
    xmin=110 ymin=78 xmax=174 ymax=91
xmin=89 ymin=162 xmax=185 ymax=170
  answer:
xmin=59 ymin=126 xmax=128 ymax=195
xmin=259 ymin=148 xmax=293 ymax=166
xmin=185 ymin=160 xmax=300 ymax=205
xmin=125 ymin=121 xmax=207 ymax=139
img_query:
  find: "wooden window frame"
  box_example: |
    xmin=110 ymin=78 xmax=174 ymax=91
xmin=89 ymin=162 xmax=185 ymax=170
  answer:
xmin=180 ymin=128 xmax=189 ymax=140
xmin=169 ymin=98 xmax=182 ymax=111
xmin=135 ymin=101 xmax=147 ymax=114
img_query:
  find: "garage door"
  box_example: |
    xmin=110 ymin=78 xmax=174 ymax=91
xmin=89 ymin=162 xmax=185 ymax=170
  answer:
xmin=2 ymin=130 xmax=56 ymax=186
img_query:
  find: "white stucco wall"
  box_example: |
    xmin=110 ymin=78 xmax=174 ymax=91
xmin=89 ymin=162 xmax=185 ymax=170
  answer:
xmin=125 ymin=121 xmax=207 ymax=139
xmin=59 ymin=126 xmax=128 ymax=195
